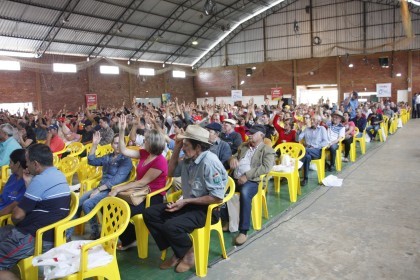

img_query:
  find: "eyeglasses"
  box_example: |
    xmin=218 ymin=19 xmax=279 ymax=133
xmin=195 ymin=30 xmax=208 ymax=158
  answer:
xmin=304 ymin=116 xmax=310 ymax=119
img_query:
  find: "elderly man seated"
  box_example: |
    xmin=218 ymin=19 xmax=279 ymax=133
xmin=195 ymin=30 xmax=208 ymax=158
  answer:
xmin=228 ymin=124 xmax=275 ymax=245
xmin=0 ymin=123 xmax=21 ymax=168
xmin=297 ymin=115 xmax=329 ymax=186
xmin=326 ymin=111 xmax=345 ymax=171
xmin=205 ymin=122 xmax=232 ymax=168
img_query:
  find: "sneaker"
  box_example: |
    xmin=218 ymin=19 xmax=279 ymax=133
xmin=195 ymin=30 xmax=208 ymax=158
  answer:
xmin=342 ymin=157 xmax=349 ymax=162
xmin=235 ymin=233 xmax=247 ymax=245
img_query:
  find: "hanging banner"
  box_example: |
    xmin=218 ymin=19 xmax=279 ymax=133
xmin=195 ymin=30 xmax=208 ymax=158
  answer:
xmin=161 ymin=93 xmax=171 ymax=103
xmin=85 ymin=94 xmax=97 ymax=110
xmin=376 ymin=83 xmax=392 ymax=97
xmin=231 ymin=90 xmax=242 ymax=102
xmin=271 ymin=87 xmax=283 ymax=100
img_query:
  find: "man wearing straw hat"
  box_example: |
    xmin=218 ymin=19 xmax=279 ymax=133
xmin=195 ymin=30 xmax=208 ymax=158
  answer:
xmin=143 ymin=125 xmax=228 ymax=273
xmin=326 ymin=111 xmax=345 ymax=172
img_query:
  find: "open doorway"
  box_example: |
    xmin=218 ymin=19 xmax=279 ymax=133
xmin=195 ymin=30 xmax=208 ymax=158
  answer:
xmin=296 ymin=85 xmax=338 ymax=106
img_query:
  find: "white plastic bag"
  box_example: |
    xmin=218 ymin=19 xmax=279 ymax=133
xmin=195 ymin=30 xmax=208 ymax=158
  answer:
xmin=322 ymin=175 xmax=343 ymax=187
xmin=32 ymin=240 xmax=113 ymax=280
xmin=226 ymin=194 xmax=240 ymax=232
xmin=397 ymin=118 xmax=403 ymax=128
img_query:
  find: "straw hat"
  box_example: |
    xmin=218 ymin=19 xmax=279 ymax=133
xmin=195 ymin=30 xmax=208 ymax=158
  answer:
xmin=331 ymin=110 xmax=345 ymax=121
xmin=177 ymin=125 xmax=212 ymax=145
xmin=223 ymin=119 xmax=237 ymax=125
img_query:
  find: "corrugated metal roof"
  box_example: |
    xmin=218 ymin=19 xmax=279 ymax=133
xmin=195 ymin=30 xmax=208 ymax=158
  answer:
xmin=0 ymin=0 xmax=418 ymax=67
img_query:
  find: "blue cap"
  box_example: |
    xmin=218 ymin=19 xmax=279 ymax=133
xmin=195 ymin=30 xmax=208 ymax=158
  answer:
xmin=205 ymin=122 xmax=222 ymax=132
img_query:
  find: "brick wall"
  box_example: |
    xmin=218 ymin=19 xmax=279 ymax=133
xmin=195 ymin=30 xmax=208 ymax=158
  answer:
xmin=1 ymin=50 xmax=418 ymax=112
xmin=0 ymin=55 xmax=194 ymax=112
xmin=195 ymin=50 xmax=418 ymax=104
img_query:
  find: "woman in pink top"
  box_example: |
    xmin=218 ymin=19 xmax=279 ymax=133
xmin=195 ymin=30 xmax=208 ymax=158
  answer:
xmin=110 ymin=115 xmax=168 ymax=250
xmin=342 ymin=111 xmax=355 ymax=162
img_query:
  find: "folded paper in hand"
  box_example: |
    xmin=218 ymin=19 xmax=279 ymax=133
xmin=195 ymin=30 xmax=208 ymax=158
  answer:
xmin=32 ymin=240 xmax=113 ymax=280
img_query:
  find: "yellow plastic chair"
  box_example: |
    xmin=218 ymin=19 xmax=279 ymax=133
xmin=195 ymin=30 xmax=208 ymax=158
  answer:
xmin=53 ymin=154 xmax=61 ymax=168
xmin=310 ymin=146 xmax=327 ymax=184
xmin=54 ymin=197 xmax=130 ymax=280
xmin=53 ymin=145 xmax=68 ymax=158
xmin=190 ymin=176 xmax=235 ymax=277
xmin=130 ymin=177 xmax=174 ymax=259
xmin=248 ymin=174 xmax=269 ymax=230
xmin=354 ymin=128 xmax=366 ymax=155
xmin=349 ymin=128 xmax=358 ymax=162
xmin=66 ymin=142 xmax=85 ymax=158
xmin=59 ymin=157 xmax=80 ymax=185
xmin=165 ymin=149 xmax=172 ymax=161
xmin=269 ymin=143 xmax=306 ymax=202
xmin=0 ymin=165 xmax=10 ymax=191
xmin=97 ymin=144 xmax=114 ymax=157
xmin=15 ymin=192 xmax=79 ymax=280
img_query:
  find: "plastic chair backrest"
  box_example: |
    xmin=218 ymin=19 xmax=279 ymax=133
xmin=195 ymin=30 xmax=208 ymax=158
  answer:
xmin=59 ymin=157 xmax=79 ymax=173
xmin=274 ymin=142 xmax=305 ymax=160
xmin=66 ymin=142 xmax=85 ymax=157
xmin=97 ymin=144 xmax=114 ymax=157
xmin=53 ymin=197 xmax=130 ymax=280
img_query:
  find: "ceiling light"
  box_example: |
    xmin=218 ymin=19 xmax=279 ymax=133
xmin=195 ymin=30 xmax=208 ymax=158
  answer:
xmin=204 ymin=0 xmax=216 ymax=16
xmin=162 ymin=63 xmax=165 ymax=68
xmin=252 ymin=66 xmax=256 ymax=70
xmin=127 ymin=60 xmax=130 ymax=65
xmin=0 ymin=51 xmax=36 ymax=58
xmin=240 ymin=80 xmax=245 ymax=85
xmin=348 ymin=63 xmax=354 ymax=68
xmin=0 ymin=61 xmax=20 ymax=71
xmin=192 ymin=40 xmax=198 ymax=45
xmin=396 ymin=73 xmax=402 ymax=77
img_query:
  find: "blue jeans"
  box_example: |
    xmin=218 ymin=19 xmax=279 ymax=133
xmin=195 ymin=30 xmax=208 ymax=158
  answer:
xmin=237 ymin=180 xmax=258 ymax=232
xmin=302 ymin=148 xmax=322 ymax=180
xmin=366 ymin=124 xmax=380 ymax=139
xmin=328 ymin=143 xmax=339 ymax=167
xmin=66 ymin=189 xmax=109 ymax=238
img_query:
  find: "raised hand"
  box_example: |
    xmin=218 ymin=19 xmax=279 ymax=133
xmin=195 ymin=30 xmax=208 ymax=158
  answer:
xmin=118 ymin=114 xmax=127 ymax=131
xmin=92 ymin=131 xmax=101 ymax=145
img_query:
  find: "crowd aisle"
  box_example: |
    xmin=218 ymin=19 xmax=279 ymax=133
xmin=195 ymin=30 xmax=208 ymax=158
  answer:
xmin=202 ymin=119 xmax=420 ymax=280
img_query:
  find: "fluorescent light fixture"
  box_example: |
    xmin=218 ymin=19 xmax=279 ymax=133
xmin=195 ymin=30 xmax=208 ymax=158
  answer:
xmin=396 ymin=73 xmax=402 ymax=77
xmin=240 ymin=80 xmax=245 ymax=85
xmin=53 ymin=63 xmax=77 ymax=73
xmin=0 ymin=51 xmax=36 ymax=58
xmin=192 ymin=0 xmax=288 ymax=66
xmin=173 ymin=70 xmax=186 ymax=78
xmin=100 ymin=65 xmax=119 ymax=74
xmin=348 ymin=63 xmax=354 ymax=68
xmin=252 ymin=66 xmax=256 ymax=70
xmin=192 ymin=40 xmax=198 ymax=45
xmin=139 ymin=67 xmax=155 ymax=76
xmin=0 ymin=61 xmax=20 ymax=71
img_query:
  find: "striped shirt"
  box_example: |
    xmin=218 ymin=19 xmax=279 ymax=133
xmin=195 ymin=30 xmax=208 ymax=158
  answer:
xmin=16 ymin=167 xmax=70 ymax=242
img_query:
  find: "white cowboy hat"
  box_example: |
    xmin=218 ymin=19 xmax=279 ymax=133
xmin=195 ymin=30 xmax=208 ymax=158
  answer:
xmin=177 ymin=125 xmax=212 ymax=145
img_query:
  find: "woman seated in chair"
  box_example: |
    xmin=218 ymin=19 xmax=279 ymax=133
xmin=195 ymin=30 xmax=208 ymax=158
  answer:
xmin=0 ymin=149 xmax=27 ymax=216
xmin=109 ymin=115 xmax=168 ymax=250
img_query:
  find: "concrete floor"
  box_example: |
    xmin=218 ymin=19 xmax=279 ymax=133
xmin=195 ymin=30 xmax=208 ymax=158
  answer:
xmin=201 ymin=119 xmax=420 ymax=280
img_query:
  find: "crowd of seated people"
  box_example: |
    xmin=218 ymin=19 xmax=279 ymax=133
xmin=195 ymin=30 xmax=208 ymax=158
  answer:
xmin=0 ymin=93 xmax=411 ymax=277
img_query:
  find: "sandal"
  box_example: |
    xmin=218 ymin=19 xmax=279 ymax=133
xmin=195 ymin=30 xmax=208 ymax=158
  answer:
xmin=117 ymin=240 xmax=137 ymax=251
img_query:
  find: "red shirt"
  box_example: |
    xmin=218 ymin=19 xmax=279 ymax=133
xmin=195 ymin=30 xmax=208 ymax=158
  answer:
xmin=273 ymin=114 xmax=297 ymax=146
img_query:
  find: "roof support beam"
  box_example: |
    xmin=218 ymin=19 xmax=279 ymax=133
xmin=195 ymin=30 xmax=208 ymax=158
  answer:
xmin=35 ymin=0 xmax=81 ymax=58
